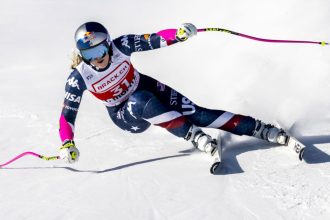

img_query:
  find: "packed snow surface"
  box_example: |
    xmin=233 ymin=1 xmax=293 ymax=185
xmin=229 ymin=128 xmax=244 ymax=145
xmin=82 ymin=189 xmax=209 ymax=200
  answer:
xmin=0 ymin=0 xmax=329 ymax=219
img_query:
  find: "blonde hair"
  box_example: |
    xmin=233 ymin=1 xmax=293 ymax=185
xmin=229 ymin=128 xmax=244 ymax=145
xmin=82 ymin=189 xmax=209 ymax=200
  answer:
xmin=70 ymin=50 xmax=83 ymax=69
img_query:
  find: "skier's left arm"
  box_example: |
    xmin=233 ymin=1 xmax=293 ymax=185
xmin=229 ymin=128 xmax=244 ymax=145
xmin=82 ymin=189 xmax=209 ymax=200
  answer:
xmin=158 ymin=23 xmax=198 ymax=44
xmin=113 ymin=23 xmax=197 ymax=55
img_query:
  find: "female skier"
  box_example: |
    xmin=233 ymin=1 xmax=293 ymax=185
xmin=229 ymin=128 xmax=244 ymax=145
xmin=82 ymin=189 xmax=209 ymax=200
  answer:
xmin=59 ymin=22 xmax=288 ymax=163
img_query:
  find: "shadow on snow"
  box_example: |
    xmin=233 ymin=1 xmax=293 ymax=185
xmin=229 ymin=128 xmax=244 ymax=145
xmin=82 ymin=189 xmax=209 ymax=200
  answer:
xmin=2 ymin=135 xmax=329 ymax=175
xmin=213 ymin=134 xmax=330 ymax=175
xmin=1 ymin=154 xmax=190 ymax=173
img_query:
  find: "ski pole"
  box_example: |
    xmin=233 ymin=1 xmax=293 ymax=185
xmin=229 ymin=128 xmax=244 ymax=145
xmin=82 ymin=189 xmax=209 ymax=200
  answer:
xmin=0 ymin=151 xmax=60 ymax=168
xmin=197 ymin=28 xmax=329 ymax=46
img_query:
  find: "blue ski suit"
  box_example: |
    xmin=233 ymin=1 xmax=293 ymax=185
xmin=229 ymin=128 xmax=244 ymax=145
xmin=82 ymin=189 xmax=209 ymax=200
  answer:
xmin=59 ymin=28 xmax=256 ymax=143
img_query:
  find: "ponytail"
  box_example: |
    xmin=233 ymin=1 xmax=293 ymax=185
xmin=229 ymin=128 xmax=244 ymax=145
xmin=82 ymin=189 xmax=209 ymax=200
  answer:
xmin=70 ymin=50 xmax=83 ymax=69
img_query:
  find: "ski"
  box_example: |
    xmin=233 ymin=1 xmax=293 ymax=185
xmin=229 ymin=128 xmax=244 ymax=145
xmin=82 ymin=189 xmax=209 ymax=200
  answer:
xmin=210 ymin=132 xmax=223 ymax=174
xmin=274 ymin=121 xmax=306 ymax=161
xmin=285 ymin=136 xmax=306 ymax=161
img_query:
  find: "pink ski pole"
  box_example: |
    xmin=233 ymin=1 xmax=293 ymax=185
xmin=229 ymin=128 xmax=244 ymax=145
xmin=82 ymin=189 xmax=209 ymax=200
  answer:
xmin=197 ymin=28 xmax=329 ymax=46
xmin=0 ymin=151 xmax=60 ymax=168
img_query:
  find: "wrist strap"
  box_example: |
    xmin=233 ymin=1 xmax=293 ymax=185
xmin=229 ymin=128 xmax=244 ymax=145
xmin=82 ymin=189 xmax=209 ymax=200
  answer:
xmin=61 ymin=140 xmax=75 ymax=149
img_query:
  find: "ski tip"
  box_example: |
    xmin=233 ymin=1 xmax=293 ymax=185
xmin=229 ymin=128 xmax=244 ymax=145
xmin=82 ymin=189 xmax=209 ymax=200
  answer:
xmin=210 ymin=162 xmax=221 ymax=174
xmin=299 ymin=148 xmax=305 ymax=161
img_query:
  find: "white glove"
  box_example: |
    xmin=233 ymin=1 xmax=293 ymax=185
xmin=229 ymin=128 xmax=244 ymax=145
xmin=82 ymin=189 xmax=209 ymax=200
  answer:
xmin=175 ymin=23 xmax=198 ymax=42
xmin=59 ymin=140 xmax=80 ymax=163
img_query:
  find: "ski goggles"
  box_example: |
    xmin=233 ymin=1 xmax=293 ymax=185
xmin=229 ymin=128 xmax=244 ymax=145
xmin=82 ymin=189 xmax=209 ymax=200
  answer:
xmin=80 ymin=42 xmax=109 ymax=62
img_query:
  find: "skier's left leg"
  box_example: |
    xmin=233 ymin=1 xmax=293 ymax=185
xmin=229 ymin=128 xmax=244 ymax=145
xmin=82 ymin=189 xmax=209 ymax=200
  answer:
xmin=133 ymin=74 xmax=288 ymax=153
xmin=141 ymin=78 xmax=288 ymax=146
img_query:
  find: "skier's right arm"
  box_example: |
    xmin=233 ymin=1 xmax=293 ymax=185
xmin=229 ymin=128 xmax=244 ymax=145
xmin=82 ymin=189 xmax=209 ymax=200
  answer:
xmin=59 ymin=70 xmax=86 ymax=163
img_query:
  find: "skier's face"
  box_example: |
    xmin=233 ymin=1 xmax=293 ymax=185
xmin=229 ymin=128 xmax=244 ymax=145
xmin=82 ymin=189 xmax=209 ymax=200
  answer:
xmin=90 ymin=53 xmax=110 ymax=69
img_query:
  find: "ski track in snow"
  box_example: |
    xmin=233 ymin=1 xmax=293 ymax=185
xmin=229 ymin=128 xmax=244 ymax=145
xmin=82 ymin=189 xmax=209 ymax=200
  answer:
xmin=1 ymin=0 xmax=330 ymax=219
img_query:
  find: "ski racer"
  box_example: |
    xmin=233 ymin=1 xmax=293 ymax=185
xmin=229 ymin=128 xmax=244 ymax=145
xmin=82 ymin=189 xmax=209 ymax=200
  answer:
xmin=59 ymin=22 xmax=288 ymax=163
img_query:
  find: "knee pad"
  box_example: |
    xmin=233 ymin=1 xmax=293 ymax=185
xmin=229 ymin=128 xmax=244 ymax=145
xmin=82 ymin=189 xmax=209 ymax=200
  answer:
xmin=127 ymin=91 xmax=155 ymax=118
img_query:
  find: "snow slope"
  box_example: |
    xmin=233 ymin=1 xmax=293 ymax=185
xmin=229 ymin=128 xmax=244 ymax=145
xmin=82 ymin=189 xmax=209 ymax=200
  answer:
xmin=0 ymin=0 xmax=330 ymax=219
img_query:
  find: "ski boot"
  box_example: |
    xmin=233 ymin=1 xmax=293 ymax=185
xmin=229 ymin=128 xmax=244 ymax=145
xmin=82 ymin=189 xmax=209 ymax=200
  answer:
xmin=253 ymin=120 xmax=288 ymax=145
xmin=185 ymin=125 xmax=218 ymax=156
xmin=185 ymin=125 xmax=223 ymax=174
xmin=253 ymin=120 xmax=306 ymax=160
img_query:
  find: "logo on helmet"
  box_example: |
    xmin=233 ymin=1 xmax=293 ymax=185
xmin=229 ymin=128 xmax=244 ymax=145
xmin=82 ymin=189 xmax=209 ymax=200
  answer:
xmin=83 ymin=32 xmax=97 ymax=46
